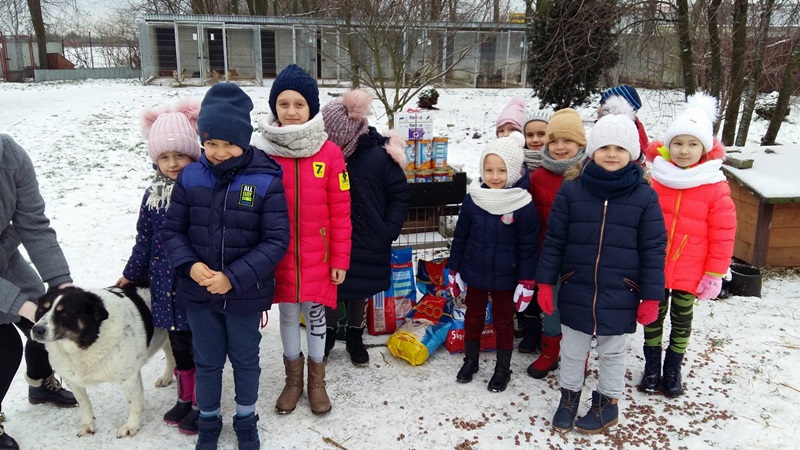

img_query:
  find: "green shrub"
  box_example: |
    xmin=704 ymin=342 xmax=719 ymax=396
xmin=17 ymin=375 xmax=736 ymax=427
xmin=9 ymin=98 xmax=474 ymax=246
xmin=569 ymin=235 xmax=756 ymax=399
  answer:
xmin=417 ymin=88 xmax=439 ymax=109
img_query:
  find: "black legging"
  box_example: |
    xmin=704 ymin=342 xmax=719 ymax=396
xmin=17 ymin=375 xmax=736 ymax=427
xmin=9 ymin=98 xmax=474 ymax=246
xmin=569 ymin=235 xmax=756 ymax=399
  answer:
xmin=324 ymin=298 xmax=368 ymax=330
xmin=0 ymin=318 xmax=53 ymax=411
xmin=168 ymin=330 xmax=195 ymax=371
xmin=0 ymin=323 xmax=23 ymax=411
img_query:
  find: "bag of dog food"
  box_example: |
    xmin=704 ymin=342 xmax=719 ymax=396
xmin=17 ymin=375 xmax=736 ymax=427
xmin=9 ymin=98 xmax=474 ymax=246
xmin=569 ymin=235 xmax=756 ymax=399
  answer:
xmin=387 ymin=319 xmax=451 ymax=366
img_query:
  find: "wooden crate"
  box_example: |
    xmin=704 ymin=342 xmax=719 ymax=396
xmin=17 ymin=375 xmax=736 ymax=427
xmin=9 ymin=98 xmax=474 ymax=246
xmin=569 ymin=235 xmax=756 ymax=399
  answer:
xmin=726 ymin=174 xmax=800 ymax=267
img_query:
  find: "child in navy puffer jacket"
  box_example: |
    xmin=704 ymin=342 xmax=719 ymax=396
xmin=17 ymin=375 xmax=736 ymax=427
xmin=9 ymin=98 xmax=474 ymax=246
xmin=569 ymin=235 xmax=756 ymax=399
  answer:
xmin=116 ymin=100 xmax=203 ymax=434
xmin=447 ymin=132 xmax=540 ymax=393
xmin=160 ymin=83 xmax=290 ymax=450
xmin=536 ymin=97 xmax=666 ymax=435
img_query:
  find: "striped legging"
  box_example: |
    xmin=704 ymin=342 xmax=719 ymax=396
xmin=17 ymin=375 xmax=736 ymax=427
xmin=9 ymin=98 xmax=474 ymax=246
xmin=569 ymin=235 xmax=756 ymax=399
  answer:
xmin=643 ymin=289 xmax=695 ymax=354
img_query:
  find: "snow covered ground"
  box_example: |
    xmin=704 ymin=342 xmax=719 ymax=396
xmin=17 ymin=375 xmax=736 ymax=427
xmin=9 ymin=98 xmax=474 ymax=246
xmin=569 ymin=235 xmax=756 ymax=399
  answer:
xmin=0 ymin=79 xmax=799 ymax=450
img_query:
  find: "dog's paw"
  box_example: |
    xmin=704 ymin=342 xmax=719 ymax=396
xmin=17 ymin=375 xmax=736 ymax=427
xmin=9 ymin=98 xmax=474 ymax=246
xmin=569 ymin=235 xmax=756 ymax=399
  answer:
xmin=77 ymin=422 xmax=96 ymax=436
xmin=154 ymin=374 xmax=173 ymax=388
xmin=117 ymin=423 xmax=139 ymax=438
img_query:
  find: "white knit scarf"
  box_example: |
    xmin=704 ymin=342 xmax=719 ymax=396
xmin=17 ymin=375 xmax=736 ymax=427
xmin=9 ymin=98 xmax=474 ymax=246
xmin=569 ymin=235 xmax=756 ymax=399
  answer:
xmin=467 ymin=181 xmax=532 ymax=216
xmin=253 ymin=112 xmax=328 ymax=159
xmin=651 ymin=156 xmax=726 ymax=189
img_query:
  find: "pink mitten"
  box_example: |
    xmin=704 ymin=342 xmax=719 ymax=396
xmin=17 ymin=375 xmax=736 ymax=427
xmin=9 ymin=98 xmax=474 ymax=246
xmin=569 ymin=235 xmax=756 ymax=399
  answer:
xmin=636 ymin=300 xmax=660 ymax=325
xmin=696 ymin=274 xmax=723 ymax=301
xmin=537 ymin=283 xmax=554 ymax=315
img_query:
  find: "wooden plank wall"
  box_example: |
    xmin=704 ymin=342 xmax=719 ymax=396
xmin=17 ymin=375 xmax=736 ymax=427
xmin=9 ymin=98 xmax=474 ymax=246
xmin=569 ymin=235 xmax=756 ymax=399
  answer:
xmin=768 ymin=203 xmax=800 ymax=266
xmin=728 ymin=180 xmax=760 ymax=265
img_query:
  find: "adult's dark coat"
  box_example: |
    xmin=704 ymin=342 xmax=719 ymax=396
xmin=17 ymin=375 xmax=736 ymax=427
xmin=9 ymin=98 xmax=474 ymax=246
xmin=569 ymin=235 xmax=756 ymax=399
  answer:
xmin=337 ymin=128 xmax=410 ymax=301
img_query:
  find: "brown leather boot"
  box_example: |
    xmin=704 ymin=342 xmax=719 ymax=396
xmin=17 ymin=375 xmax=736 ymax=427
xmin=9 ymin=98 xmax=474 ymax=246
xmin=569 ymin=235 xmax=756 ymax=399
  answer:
xmin=275 ymin=353 xmax=304 ymax=414
xmin=307 ymin=358 xmax=331 ymax=415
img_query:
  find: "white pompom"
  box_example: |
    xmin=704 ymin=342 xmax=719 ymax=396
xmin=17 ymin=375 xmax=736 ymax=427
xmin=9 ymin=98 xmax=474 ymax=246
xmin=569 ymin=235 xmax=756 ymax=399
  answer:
xmin=508 ymin=131 xmax=526 ymax=148
xmin=597 ymin=95 xmax=636 ymax=121
xmin=685 ymin=92 xmax=719 ymax=124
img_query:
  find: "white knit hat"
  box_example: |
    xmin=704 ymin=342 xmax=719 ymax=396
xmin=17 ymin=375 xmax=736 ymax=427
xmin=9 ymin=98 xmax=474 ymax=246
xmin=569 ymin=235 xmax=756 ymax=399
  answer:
xmin=664 ymin=92 xmax=718 ymax=152
xmin=480 ymin=131 xmax=526 ymax=188
xmin=586 ymin=96 xmax=641 ymax=161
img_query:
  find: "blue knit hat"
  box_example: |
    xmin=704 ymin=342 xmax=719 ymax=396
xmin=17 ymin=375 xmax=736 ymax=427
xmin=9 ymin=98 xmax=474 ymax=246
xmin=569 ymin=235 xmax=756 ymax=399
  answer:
xmin=600 ymin=85 xmax=642 ymax=111
xmin=269 ymin=64 xmax=320 ymax=120
xmin=198 ymin=83 xmax=254 ymax=151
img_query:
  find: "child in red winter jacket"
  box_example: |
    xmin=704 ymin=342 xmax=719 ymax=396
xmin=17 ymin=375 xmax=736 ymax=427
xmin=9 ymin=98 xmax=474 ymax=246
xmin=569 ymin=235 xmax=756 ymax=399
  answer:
xmin=640 ymin=92 xmax=736 ymax=398
xmin=253 ymin=64 xmax=352 ymax=416
xmin=526 ymin=108 xmax=587 ymax=380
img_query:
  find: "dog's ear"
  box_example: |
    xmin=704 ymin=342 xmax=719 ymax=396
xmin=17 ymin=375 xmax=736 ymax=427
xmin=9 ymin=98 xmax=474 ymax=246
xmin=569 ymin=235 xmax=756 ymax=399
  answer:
xmin=86 ymin=294 xmax=109 ymax=323
xmin=33 ymin=289 xmax=59 ymax=321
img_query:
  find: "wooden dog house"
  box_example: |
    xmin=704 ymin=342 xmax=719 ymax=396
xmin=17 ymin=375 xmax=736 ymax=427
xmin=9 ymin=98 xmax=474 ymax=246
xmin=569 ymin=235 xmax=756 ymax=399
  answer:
xmin=723 ymin=145 xmax=800 ymax=267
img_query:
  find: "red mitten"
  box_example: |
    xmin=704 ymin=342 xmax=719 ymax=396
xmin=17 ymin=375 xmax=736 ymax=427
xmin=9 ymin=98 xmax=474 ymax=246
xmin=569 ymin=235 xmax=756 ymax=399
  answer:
xmin=636 ymin=300 xmax=660 ymax=325
xmin=695 ymin=274 xmax=722 ymax=301
xmin=513 ymin=280 xmax=536 ymax=313
xmin=537 ymin=283 xmax=554 ymax=315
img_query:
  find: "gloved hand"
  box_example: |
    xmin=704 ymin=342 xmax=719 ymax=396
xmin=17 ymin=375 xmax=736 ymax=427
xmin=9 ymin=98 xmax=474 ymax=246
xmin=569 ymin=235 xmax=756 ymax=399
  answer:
xmin=696 ymin=274 xmax=723 ymax=301
xmin=448 ymin=271 xmax=466 ymax=299
xmin=537 ymin=283 xmax=554 ymax=315
xmin=636 ymin=300 xmax=660 ymax=325
xmin=513 ymin=280 xmax=536 ymax=313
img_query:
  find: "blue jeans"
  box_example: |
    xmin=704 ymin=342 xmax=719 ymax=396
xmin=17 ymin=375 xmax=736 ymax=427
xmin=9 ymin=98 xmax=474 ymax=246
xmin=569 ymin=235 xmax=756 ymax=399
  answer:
xmin=187 ymin=308 xmax=261 ymax=413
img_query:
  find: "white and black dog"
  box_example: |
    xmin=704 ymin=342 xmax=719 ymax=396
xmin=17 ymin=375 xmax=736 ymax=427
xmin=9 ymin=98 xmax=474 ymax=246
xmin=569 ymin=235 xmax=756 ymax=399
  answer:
xmin=31 ymin=286 xmax=175 ymax=437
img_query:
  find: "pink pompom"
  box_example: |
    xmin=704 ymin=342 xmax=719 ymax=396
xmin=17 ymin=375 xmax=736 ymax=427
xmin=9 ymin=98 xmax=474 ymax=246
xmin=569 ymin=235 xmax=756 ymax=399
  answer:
xmin=341 ymin=89 xmax=373 ymax=121
xmin=141 ymin=105 xmax=169 ymax=139
xmin=173 ymin=99 xmax=202 ymax=132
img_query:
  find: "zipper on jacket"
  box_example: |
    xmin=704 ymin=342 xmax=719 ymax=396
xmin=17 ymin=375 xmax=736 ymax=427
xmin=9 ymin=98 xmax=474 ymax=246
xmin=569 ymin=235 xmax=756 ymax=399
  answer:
xmin=665 ymin=191 xmax=683 ymax=260
xmin=672 ymin=235 xmax=689 ymax=262
xmin=592 ymin=199 xmax=609 ymax=335
xmin=222 ymin=181 xmax=230 ymax=310
xmin=320 ymin=227 xmax=329 ymax=262
xmin=294 ymin=159 xmax=301 ymax=303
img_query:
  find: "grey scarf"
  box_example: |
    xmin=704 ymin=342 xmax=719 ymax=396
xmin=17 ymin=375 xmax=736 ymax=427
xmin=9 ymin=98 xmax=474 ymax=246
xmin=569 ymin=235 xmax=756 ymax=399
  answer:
xmin=541 ymin=145 xmax=587 ymax=175
xmin=253 ymin=112 xmax=328 ymax=159
xmin=523 ymin=148 xmax=543 ymax=171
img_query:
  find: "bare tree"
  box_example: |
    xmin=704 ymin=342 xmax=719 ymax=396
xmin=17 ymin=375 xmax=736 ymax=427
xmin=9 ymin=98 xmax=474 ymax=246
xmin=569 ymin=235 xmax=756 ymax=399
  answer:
xmin=0 ymin=0 xmax=31 ymax=35
xmin=27 ymin=0 xmax=48 ymax=68
xmin=706 ymin=0 xmax=722 ymax=104
xmin=675 ymin=0 xmax=696 ymax=96
xmin=122 ymin=0 xmax=192 ymax=14
xmin=245 ymin=0 xmax=269 ymax=15
xmin=720 ymin=0 xmax=747 ymax=146
xmin=735 ymin=0 xmax=775 ymax=146
xmin=761 ymin=31 xmax=800 ymax=146
xmin=96 ymin=8 xmax=142 ymax=68
xmin=305 ymin=0 xmax=499 ymax=126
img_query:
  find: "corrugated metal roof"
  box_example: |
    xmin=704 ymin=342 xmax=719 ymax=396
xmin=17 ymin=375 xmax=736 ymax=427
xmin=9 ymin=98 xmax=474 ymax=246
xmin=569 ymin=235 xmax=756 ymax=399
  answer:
xmin=141 ymin=14 xmax=526 ymax=31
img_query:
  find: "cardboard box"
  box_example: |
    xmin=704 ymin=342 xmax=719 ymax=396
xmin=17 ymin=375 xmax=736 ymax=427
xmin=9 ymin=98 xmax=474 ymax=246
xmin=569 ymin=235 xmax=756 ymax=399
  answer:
xmin=395 ymin=111 xmax=434 ymax=142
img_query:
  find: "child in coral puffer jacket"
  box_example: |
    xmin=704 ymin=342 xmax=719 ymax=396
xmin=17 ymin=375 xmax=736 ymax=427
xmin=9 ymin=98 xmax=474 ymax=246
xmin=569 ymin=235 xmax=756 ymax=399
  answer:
xmin=639 ymin=92 xmax=736 ymax=398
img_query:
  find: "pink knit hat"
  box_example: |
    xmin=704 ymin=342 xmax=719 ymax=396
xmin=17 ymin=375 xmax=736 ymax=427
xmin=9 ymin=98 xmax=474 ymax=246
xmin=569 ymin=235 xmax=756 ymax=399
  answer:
xmin=321 ymin=89 xmax=373 ymax=159
xmin=495 ymin=97 xmax=526 ymax=134
xmin=142 ymin=99 xmax=202 ymax=163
